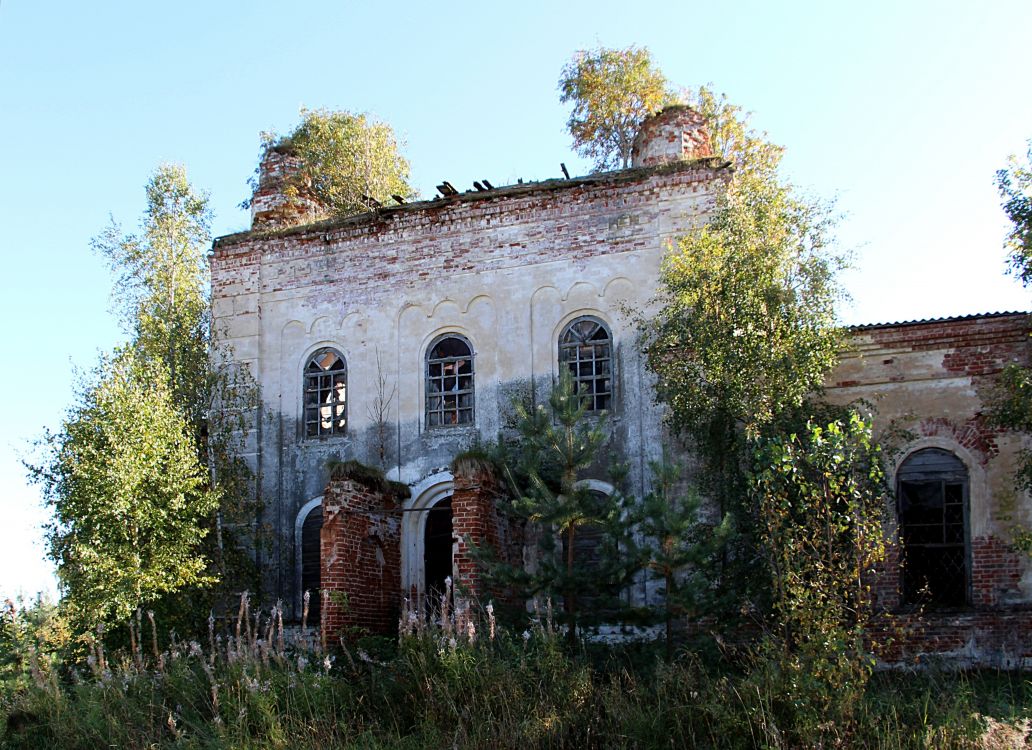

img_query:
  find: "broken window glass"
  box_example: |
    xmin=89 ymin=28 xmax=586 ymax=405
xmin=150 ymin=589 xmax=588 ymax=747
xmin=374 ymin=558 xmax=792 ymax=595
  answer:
xmin=304 ymin=348 xmax=347 ymax=438
xmin=426 ymin=336 xmax=474 ymax=427
xmin=559 ymin=317 xmax=612 ymax=412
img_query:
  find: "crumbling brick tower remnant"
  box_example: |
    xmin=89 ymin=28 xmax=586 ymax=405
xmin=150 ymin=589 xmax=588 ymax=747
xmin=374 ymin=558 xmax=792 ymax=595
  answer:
xmin=320 ymin=465 xmax=407 ymax=642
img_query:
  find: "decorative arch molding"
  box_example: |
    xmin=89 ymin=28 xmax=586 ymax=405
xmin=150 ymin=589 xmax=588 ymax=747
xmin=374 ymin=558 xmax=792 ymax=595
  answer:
xmin=602 ymin=276 xmax=635 ymax=300
xmin=574 ymin=478 xmax=615 ymax=496
xmin=401 ymin=471 xmax=455 ymax=599
xmin=294 ymin=496 xmax=324 ymax=614
xmin=428 ymin=297 xmax=462 ymax=320
xmin=560 ymin=279 xmax=602 ymax=302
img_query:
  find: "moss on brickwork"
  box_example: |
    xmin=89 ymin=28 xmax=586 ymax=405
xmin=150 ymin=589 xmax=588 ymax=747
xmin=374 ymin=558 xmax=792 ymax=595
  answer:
xmin=451 ymin=448 xmax=498 ymax=479
xmin=327 ymin=459 xmax=410 ymax=500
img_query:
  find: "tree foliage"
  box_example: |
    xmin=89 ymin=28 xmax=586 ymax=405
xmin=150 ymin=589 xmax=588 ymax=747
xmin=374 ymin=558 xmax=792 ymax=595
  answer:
xmin=751 ymin=413 xmax=886 ymax=725
xmin=681 ymin=85 xmax=785 ymax=182
xmin=93 ymin=165 xmax=211 ymax=426
xmin=990 ymin=140 xmax=1032 ymax=553
xmin=32 ymin=352 xmax=217 ymax=627
xmin=29 ymin=165 xmax=258 ymax=637
xmin=639 ymin=84 xmax=846 ymax=623
xmin=632 ymin=455 xmax=729 ymax=660
xmin=0 ymin=595 xmax=69 ymax=694
xmin=996 ymin=140 xmax=1032 ymax=285
xmin=559 ymin=45 xmax=675 ymax=171
xmin=646 ymin=174 xmax=842 ymax=439
xmin=270 ymin=108 xmax=416 ymax=218
xmin=488 ymin=371 xmax=635 ymax=644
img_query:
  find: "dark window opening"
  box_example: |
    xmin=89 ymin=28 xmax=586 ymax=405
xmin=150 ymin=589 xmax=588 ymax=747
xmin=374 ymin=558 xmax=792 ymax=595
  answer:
xmin=304 ymin=349 xmax=347 ymax=438
xmin=897 ymin=449 xmax=970 ymax=608
xmin=426 ymin=337 xmax=474 ymax=427
xmin=300 ymin=504 xmax=323 ymax=622
xmin=423 ymin=498 xmax=454 ymax=613
xmin=559 ymin=317 xmax=612 ymax=412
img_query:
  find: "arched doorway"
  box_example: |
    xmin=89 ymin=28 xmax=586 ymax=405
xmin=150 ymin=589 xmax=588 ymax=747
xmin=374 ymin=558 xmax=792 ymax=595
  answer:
xmin=299 ymin=502 xmax=323 ymax=622
xmin=423 ymin=497 xmax=454 ymax=611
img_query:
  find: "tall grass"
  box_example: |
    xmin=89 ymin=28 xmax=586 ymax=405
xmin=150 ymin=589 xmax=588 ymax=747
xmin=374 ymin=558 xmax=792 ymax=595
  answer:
xmin=2 ymin=592 xmax=1030 ymax=748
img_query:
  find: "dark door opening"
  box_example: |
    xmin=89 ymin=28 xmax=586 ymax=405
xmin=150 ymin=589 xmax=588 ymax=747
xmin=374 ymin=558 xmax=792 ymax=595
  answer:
xmin=300 ymin=504 xmax=324 ymax=622
xmin=423 ymin=497 xmax=453 ymax=613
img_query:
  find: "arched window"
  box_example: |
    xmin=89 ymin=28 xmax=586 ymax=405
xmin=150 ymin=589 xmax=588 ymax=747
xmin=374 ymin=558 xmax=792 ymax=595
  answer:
xmin=304 ymin=348 xmax=347 ymax=438
xmin=426 ymin=336 xmax=474 ymax=427
xmin=897 ymin=448 xmax=970 ymax=607
xmin=559 ymin=317 xmax=612 ymax=412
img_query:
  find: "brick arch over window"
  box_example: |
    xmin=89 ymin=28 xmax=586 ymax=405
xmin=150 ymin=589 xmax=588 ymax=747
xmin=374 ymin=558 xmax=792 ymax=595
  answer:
xmin=559 ymin=316 xmax=612 ymax=412
xmin=304 ymin=348 xmax=347 ymax=438
xmin=425 ymin=335 xmax=474 ymax=427
xmin=897 ymin=448 xmax=970 ymax=607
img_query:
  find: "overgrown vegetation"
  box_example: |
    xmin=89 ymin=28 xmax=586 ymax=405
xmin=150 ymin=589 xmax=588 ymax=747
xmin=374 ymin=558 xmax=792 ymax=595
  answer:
xmin=989 ymin=139 xmax=1032 ymax=553
xmin=559 ymin=45 xmax=677 ymax=171
xmin=629 ymin=52 xmax=847 ymax=635
xmin=3 ymin=597 xmax=1029 ymax=749
xmin=751 ymin=413 xmax=888 ymax=730
xmin=26 ymin=165 xmax=259 ymax=642
xmin=258 ymin=108 xmax=417 ymax=219
xmin=479 ymin=370 xmax=637 ymax=645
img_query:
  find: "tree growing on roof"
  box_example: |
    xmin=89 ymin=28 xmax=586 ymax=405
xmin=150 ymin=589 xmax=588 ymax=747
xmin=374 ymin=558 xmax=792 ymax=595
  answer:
xmin=261 ymin=108 xmax=417 ymax=219
xmin=559 ymin=45 xmax=675 ymax=172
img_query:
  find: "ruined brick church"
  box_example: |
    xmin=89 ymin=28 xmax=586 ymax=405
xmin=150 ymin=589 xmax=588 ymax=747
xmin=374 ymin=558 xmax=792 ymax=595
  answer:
xmin=210 ymin=106 xmax=1032 ymax=664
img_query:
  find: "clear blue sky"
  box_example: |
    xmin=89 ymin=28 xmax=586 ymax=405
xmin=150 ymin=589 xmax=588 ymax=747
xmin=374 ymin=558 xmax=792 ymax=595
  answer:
xmin=2 ymin=0 xmax=1030 ymax=599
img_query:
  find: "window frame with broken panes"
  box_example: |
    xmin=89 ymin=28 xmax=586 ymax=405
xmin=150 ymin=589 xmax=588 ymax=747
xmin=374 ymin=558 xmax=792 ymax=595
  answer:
xmin=559 ymin=316 xmax=613 ymax=413
xmin=896 ymin=447 xmax=971 ymax=608
xmin=425 ymin=334 xmax=475 ymax=428
xmin=304 ymin=348 xmax=348 ymax=438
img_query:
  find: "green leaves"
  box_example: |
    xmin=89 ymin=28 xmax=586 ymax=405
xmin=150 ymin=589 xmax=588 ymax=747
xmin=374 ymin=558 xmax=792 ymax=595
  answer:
xmin=647 ymin=172 xmax=842 ymax=439
xmin=33 ymin=352 xmax=217 ymax=627
xmin=996 ymin=140 xmax=1032 ymax=286
xmin=559 ymin=46 xmax=675 ymax=171
xmin=751 ymin=413 xmax=886 ymax=713
xmin=487 ymin=370 xmax=636 ymax=643
xmin=272 ymin=108 xmax=416 ymax=218
xmin=30 ymin=164 xmax=259 ymax=638
xmin=92 ymin=164 xmax=212 ymax=426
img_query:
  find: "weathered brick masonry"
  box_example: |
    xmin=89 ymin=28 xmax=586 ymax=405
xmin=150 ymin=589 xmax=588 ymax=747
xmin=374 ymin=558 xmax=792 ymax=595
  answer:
xmin=210 ymin=105 xmax=730 ymax=627
xmin=828 ymin=313 xmax=1032 ymax=664
xmin=319 ymin=476 xmax=403 ymax=638
xmin=211 ymin=105 xmax=1032 ymax=663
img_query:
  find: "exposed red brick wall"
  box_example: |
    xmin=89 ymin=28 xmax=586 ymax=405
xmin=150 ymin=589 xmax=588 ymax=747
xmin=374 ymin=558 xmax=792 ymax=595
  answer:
xmin=869 ymin=608 xmax=1032 ymax=665
xmin=971 ymin=534 xmax=1024 ymax=607
xmin=826 ymin=314 xmax=1032 ymax=663
xmin=451 ymin=466 xmax=524 ymax=606
xmin=320 ymin=478 xmax=401 ymax=642
xmin=250 ymin=149 xmax=324 ymax=230
xmin=211 ymin=159 xmax=728 ymax=313
xmin=631 ymin=106 xmax=713 ymax=167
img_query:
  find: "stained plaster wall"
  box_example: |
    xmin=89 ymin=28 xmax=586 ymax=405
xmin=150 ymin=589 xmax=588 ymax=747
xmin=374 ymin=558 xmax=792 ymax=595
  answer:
xmin=211 ymin=155 xmax=730 ymax=616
